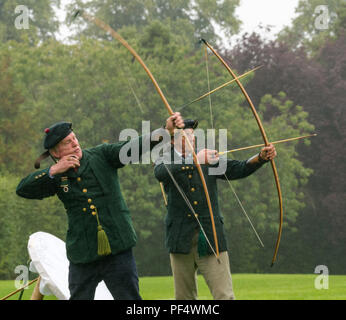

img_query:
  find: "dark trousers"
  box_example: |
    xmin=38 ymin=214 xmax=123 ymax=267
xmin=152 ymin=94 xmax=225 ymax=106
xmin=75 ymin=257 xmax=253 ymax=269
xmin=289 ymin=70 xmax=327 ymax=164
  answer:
xmin=68 ymin=249 xmax=142 ymax=300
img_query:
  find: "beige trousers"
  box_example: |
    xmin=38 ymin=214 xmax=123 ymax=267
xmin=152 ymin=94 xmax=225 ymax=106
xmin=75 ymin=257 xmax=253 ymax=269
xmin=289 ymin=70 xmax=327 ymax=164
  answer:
xmin=169 ymin=231 xmax=235 ymax=300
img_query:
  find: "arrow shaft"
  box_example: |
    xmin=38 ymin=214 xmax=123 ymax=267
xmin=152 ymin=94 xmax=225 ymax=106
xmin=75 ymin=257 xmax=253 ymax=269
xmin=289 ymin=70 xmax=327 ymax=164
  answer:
xmin=178 ymin=66 xmax=262 ymax=111
xmin=1 ymin=277 xmax=39 ymax=300
xmin=219 ymin=134 xmax=317 ymax=155
xmin=77 ymin=12 xmax=220 ymax=259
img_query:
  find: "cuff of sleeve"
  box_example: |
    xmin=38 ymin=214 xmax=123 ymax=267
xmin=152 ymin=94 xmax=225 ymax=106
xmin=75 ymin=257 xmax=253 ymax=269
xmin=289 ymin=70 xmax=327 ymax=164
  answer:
xmin=246 ymin=153 xmax=268 ymax=170
xmin=258 ymin=152 xmax=270 ymax=164
xmin=33 ymin=168 xmax=53 ymax=181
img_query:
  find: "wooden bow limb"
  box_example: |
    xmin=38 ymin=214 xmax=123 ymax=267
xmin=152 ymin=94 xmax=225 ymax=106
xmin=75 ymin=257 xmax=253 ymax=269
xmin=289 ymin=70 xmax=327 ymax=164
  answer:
xmin=218 ymin=134 xmax=317 ymax=156
xmin=75 ymin=11 xmax=220 ymax=259
xmin=201 ymin=39 xmax=283 ymax=266
xmin=159 ymin=182 xmax=168 ymax=207
xmin=30 ymin=277 xmax=44 ymax=300
xmin=162 ymin=163 xmax=220 ymax=262
xmin=1 ymin=277 xmax=39 ymax=300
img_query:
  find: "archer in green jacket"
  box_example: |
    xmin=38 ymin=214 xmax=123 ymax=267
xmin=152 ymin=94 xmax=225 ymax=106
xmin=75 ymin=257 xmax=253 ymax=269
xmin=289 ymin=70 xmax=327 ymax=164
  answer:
xmin=16 ymin=114 xmax=184 ymax=300
xmin=154 ymin=119 xmax=277 ymax=300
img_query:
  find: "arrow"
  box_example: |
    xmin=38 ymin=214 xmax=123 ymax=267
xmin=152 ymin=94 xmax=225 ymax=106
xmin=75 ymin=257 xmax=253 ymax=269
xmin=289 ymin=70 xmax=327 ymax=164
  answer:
xmin=218 ymin=134 xmax=317 ymax=156
xmin=177 ymin=65 xmax=263 ymax=112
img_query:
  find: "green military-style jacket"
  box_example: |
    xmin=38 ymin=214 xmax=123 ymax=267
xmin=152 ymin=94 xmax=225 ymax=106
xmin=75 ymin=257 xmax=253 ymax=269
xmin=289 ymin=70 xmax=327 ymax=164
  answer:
xmin=154 ymin=148 xmax=266 ymax=256
xmin=17 ymin=135 xmax=161 ymax=264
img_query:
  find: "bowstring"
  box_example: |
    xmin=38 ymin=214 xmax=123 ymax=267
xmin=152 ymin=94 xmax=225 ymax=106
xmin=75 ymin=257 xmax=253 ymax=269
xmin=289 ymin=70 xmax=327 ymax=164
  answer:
xmin=223 ymin=162 xmax=265 ymax=247
xmin=162 ymin=163 xmax=219 ymax=259
xmin=118 ymin=62 xmax=145 ymax=114
xmin=203 ymin=45 xmax=265 ymax=248
xmin=204 ymin=46 xmax=214 ymax=129
xmin=122 ymin=58 xmax=219 ymax=258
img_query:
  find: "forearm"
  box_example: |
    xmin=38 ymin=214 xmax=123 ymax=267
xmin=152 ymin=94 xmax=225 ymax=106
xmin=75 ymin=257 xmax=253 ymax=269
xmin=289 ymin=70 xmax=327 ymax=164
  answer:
xmin=16 ymin=167 xmax=57 ymax=199
xmin=145 ymin=127 xmax=171 ymax=153
xmin=105 ymin=128 xmax=171 ymax=167
xmin=220 ymin=153 xmax=268 ymax=181
xmin=246 ymin=152 xmax=269 ymax=170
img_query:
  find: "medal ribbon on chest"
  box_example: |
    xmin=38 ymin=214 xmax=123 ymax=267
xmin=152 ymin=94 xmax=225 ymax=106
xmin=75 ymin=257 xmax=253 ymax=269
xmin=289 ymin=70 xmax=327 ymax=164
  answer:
xmin=60 ymin=176 xmax=69 ymax=192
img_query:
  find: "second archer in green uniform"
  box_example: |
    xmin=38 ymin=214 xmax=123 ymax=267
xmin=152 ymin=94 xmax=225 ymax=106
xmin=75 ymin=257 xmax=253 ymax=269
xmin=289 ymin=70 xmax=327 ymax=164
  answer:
xmin=154 ymin=119 xmax=277 ymax=300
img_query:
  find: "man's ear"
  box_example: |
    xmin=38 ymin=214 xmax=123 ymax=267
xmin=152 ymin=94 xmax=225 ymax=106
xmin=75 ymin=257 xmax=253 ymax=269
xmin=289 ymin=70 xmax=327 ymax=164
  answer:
xmin=49 ymin=146 xmax=60 ymax=159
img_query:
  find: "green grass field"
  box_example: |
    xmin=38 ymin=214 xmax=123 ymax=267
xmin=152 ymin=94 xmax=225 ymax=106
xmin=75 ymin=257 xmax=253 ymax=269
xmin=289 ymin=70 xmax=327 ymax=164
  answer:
xmin=1 ymin=274 xmax=345 ymax=300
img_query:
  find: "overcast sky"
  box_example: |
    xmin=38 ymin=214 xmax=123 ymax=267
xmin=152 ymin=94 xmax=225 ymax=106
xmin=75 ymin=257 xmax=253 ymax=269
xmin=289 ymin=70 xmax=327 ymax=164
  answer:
xmin=235 ymin=0 xmax=299 ymax=33
xmin=56 ymin=0 xmax=300 ymax=43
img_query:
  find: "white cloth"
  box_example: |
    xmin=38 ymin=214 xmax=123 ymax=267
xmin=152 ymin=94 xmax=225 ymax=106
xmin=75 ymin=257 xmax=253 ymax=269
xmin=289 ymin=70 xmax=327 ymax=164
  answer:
xmin=28 ymin=231 xmax=113 ymax=300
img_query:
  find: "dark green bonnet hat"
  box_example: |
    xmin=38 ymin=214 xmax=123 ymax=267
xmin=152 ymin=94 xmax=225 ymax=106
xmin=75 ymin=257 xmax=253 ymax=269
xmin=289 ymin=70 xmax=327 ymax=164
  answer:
xmin=34 ymin=122 xmax=73 ymax=169
xmin=43 ymin=122 xmax=73 ymax=149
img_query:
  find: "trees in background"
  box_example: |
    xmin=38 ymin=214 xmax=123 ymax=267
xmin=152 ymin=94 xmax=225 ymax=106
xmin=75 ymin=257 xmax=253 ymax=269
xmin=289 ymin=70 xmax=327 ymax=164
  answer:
xmin=223 ymin=0 xmax=346 ymax=273
xmin=0 ymin=0 xmax=344 ymax=277
xmin=0 ymin=0 xmax=60 ymax=43
xmin=66 ymin=0 xmax=241 ymax=45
